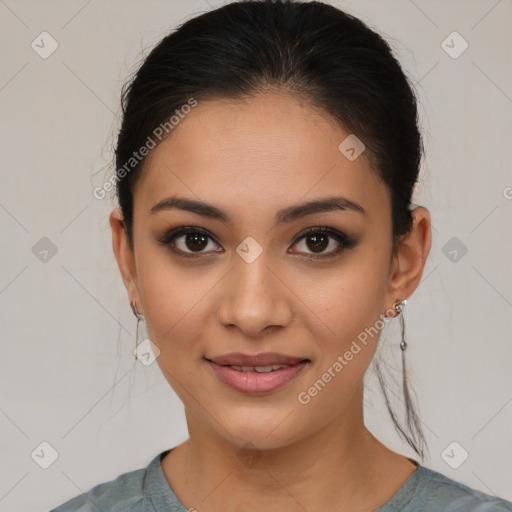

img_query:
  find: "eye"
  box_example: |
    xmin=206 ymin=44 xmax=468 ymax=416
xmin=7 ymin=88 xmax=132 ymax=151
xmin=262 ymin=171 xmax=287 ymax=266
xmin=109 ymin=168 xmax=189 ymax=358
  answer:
xmin=290 ymin=227 xmax=357 ymax=259
xmin=156 ymin=226 xmax=357 ymax=259
xmin=156 ymin=227 xmax=222 ymax=258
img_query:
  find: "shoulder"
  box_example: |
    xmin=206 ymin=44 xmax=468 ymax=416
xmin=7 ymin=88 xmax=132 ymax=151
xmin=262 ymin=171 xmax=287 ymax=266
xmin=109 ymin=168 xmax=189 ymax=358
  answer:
xmin=408 ymin=466 xmax=512 ymax=511
xmin=49 ymin=463 xmax=148 ymax=512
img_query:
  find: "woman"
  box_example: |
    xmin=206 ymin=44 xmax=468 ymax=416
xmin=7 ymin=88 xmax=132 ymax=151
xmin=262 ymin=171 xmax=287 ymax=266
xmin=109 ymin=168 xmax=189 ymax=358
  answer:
xmin=51 ymin=0 xmax=512 ymax=510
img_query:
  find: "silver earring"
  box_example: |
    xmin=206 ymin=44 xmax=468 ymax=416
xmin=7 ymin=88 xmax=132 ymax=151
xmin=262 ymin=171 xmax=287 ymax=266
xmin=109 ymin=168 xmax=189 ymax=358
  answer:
xmin=393 ymin=298 xmax=408 ymax=352
xmin=380 ymin=298 xmax=425 ymax=458
xmin=130 ymin=302 xmax=143 ymax=320
xmin=130 ymin=302 xmax=144 ymax=360
xmin=394 ymin=298 xmax=412 ymax=418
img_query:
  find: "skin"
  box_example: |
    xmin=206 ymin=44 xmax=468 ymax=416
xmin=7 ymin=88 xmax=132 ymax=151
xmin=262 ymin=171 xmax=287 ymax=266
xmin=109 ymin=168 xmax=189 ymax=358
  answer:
xmin=110 ymin=90 xmax=431 ymax=511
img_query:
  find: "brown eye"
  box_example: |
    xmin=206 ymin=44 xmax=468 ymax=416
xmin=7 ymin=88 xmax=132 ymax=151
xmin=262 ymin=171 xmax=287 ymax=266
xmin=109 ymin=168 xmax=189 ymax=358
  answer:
xmin=304 ymin=233 xmax=329 ymax=253
xmin=181 ymin=232 xmax=209 ymax=252
xmin=290 ymin=227 xmax=357 ymax=258
xmin=157 ymin=227 xmax=222 ymax=257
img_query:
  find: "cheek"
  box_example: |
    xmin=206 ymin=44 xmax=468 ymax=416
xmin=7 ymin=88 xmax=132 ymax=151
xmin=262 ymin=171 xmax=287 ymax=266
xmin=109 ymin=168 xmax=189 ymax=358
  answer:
xmin=306 ymin=251 xmax=390 ymax=344
xmin=299 ymin=250 xmax=391 ymax=406
xmin=135 ymin=248 xmax=200 ymax=343
xmin=294 ymin=259 xmax=389 ymax=423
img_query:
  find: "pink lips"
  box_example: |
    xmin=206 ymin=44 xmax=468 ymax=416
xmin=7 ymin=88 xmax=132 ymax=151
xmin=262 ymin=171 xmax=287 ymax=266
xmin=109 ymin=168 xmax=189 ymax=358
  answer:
xmin=205 ymin=352 xmax=309 ymax=394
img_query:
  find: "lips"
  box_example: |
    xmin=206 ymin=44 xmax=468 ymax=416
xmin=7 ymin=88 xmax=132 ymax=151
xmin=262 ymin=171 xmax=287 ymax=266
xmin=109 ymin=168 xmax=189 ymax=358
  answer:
xmin=205 ymin=352 xmax=310 ymax=394
xmin=229 ymin=364 xmax=292 ymax=372
xmin=206 ymin=352 xmax=307 ymax=367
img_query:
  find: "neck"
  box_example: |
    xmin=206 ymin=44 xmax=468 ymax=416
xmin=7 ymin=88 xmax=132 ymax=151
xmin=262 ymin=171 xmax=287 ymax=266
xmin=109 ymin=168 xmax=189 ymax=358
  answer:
xmin=162 ymin=385 xmax=417 ymax=511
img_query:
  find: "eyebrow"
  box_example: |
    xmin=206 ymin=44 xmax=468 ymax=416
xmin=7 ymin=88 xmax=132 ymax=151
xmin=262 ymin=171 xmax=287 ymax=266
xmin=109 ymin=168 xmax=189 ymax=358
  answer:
xmin=149 ymin=195 xmax=366 ymax=224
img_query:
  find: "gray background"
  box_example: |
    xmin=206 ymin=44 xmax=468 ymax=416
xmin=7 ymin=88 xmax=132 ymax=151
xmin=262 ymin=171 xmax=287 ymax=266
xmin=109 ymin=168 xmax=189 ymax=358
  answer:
xmin=1 ymin=0 xmax=511 ymax=510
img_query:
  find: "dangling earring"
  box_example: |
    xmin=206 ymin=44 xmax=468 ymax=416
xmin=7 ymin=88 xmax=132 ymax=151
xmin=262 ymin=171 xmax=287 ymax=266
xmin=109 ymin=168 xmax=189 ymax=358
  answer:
xmin=380 ymin=298 xmax=425 ymax=459
xmin=130 ymin=301 xmax=144 ymax=360
xmin=393 ymin=298 xmax=415 ymax=425
xmin=393 ymin=298 xmax=408 ymax=352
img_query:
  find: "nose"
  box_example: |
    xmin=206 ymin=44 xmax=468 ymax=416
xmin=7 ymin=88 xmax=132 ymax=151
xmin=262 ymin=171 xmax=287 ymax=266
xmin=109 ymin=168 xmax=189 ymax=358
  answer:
xmin=217 ymin=252 xmax=293 ymax=339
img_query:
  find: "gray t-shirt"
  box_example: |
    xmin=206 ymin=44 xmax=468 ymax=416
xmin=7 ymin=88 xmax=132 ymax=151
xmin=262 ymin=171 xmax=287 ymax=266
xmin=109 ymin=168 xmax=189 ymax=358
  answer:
xmin=50 ymin=449 xmax=512 ymax=511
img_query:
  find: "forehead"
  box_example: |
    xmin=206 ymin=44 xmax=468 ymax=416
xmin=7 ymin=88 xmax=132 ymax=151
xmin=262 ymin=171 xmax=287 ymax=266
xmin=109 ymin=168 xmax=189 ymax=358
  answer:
xmin=135 ymin=92 xmax=388 ymax=222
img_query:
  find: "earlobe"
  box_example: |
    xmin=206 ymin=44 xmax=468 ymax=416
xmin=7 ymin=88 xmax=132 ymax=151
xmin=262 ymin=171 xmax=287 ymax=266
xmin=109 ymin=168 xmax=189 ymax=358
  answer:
xmin=386 ymin=207 xmax=432 ymax=305
xmin=109 ymin=208 xmax=141 ymax=308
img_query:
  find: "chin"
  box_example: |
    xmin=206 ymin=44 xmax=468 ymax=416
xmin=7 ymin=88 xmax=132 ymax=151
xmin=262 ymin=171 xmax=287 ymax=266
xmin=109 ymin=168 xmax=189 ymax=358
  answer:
xmin=208 ymin=407 xmax=308 ymax=452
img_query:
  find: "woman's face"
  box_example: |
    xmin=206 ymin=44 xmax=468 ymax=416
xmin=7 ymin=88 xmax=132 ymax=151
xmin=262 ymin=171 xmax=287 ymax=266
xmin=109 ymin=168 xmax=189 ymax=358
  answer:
xmin=112 ymin=91 xmax=427 ymax=449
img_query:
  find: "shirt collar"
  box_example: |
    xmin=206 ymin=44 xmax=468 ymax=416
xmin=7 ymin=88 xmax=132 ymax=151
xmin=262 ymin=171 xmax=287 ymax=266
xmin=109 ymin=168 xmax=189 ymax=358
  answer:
xmin=143 ymin=449 xmax=187 ymax=512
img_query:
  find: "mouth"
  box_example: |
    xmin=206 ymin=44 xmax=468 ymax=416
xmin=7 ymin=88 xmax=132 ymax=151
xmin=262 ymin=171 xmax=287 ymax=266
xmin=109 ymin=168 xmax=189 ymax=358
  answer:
xmin=204 ymin=352 xmax=310 ymax=394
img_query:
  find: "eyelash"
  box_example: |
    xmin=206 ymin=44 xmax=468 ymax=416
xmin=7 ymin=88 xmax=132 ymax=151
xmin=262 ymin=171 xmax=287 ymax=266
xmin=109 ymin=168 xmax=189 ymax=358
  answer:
xmin=156 ymin=226 xmax=357 ymax=260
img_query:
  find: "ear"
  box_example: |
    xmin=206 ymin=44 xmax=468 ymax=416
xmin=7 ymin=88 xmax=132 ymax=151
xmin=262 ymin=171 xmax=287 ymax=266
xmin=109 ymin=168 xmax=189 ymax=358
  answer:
xmin=386 ymin=206 xmax=432 ymax=313
xmin=109 ymin=208 xmax=143 ymax=313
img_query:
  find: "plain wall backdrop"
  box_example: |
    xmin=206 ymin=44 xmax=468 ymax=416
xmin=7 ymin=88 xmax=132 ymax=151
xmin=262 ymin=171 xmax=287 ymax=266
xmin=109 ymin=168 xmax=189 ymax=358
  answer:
xmin=1 ymin=0 xmax=511 ymax=510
